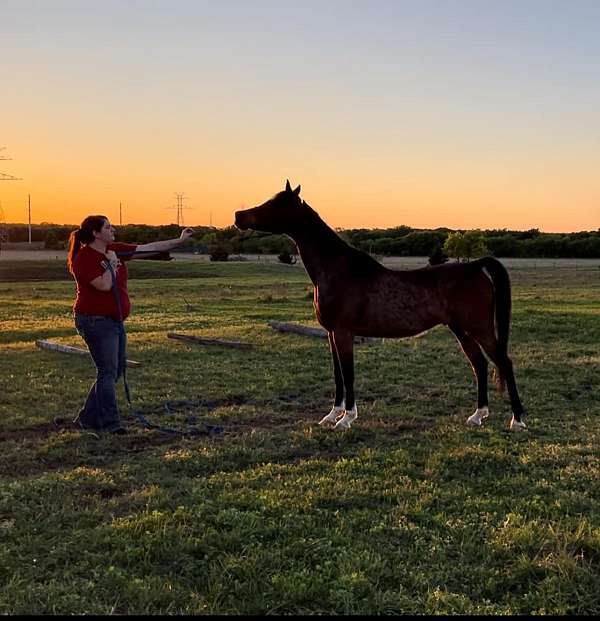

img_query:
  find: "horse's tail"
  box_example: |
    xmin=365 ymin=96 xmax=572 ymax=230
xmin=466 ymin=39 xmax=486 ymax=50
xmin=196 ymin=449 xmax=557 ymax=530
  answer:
xmin=475 ymin=256 xmax=512 ymax=393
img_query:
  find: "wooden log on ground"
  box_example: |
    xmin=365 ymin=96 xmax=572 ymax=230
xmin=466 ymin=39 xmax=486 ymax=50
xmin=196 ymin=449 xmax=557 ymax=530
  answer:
xmin=267 ymin=321 xmax=379 ymax=344
xmin=167 ymin=332 xmax=252 ymax=350
xmin=268 ymin=320 xmax=328 ymax=339
xmin=35 ymin=340 xmax=141 ymax=367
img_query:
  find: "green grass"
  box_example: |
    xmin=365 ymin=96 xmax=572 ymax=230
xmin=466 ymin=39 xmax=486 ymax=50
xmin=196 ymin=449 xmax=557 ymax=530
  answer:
xmin=1 ymin=260 xmax=599 ymax=614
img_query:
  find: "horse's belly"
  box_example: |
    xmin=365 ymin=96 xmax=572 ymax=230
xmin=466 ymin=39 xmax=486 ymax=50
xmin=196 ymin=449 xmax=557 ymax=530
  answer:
xmin=353 ymin=318 xmax=440 ymax=339
xmin=315 ymin=287 xmax=446 ymax=336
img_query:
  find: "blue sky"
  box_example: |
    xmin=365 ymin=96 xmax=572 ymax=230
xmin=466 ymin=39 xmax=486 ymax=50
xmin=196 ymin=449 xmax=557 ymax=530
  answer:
xmin=2 ymin=0 xmax=599 ymax=230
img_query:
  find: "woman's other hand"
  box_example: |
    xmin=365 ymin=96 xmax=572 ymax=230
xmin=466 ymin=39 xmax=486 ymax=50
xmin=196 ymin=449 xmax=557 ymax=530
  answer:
xmin=105 ymin=250 xmax=119 ymax=269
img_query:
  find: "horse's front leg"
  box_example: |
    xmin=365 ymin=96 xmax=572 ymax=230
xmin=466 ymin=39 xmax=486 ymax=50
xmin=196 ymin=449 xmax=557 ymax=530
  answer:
xmin=318 ymin=332 xmax=346 ymax=426
xmin=331 ymin=329 xmax=358 ymax=430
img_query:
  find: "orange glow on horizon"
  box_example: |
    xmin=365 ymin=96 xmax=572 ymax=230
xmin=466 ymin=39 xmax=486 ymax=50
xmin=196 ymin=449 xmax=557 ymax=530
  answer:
xmin=1 ymin=165 xmax=598 ymax=233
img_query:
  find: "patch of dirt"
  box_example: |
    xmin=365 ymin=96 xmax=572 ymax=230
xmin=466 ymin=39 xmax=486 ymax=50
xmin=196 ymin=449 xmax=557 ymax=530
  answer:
xmin=2 ymin=396 xmax=439 ymax=480
xmin=0 ymin=422 xmax=62 ymax=443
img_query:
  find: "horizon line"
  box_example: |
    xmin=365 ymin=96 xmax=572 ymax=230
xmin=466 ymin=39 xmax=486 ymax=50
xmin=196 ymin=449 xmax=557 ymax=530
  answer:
xmin=3 ymin=220 xmax=599 ymax=236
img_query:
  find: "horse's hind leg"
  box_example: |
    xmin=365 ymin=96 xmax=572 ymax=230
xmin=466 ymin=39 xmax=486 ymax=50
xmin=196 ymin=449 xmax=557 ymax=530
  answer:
xmin=319 ymin=332 xmax=346 ymax=426
xmin=450 ymin=324 xmax=490 ymax=427
xmin=496 ymin=355 xmax=526 ymax=431
xmin=331 ymin=329 xmax=357 ymax=430
xmin=473 ymin=335 xmax=526 ymax=431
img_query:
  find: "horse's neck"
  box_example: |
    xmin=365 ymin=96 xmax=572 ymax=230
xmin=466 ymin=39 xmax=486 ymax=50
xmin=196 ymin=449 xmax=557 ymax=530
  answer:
xmin=290 ymin=209 xmax=349 ymax=284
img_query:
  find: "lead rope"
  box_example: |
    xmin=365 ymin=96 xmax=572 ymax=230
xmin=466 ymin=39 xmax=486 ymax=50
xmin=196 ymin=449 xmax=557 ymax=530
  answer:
xmin=106 ymin=262 xmax=222 ymax=437
xmin=105 ymin=263 xmax=131 ymax=405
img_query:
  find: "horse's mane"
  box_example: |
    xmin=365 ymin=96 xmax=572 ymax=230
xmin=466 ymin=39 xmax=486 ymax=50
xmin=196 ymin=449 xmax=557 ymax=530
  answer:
xmin=302 ymin=200 xmax=383 ymax=277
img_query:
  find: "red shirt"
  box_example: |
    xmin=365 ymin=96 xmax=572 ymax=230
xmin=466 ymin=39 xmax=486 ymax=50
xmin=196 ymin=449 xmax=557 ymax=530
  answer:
xmin=72 ymin=242 xmax=138 ymax=321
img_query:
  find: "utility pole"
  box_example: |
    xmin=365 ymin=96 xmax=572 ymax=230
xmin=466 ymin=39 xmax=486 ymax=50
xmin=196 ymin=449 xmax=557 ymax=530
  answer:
xmin=28 ymin=194 xmax=31 ymax=244
xmin=119 ymin=202 xmax=122 ymax=226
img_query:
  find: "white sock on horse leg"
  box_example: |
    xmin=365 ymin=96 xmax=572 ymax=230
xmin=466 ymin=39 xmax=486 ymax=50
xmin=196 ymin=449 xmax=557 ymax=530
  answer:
xmin=319 ymin=401 xmax=345 ymax=425
xmin=509 ymin=416 xmax=527 ymax=431
xmin=334 ymin=404 xmax=358 ymax=430
xmin=466 ymin=406 xmax=489 ymax=427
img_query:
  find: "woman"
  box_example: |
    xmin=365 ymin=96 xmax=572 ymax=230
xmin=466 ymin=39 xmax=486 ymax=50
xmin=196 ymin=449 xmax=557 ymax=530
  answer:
xmin=67 ymin=215 xmax=194 ymax=434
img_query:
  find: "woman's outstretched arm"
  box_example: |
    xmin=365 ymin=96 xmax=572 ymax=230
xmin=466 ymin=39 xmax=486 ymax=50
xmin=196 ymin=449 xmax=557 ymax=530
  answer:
xmin=136 ymin=227 xmax=195 ymax=253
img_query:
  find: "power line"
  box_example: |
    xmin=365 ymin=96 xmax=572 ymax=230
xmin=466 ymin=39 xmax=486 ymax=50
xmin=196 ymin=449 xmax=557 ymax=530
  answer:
xmin=0 ymin=147 xmax=22 ymax=181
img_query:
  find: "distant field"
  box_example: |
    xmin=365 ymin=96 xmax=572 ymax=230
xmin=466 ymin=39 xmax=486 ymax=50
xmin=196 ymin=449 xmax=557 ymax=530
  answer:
xmin=4 ymin=248 xmax=600 ymax=267
xmin=1 ymin=249 xmax=599 ymax=277
xmin=0 ymin=260 xmax=599 ymax=614
xmin=0 ymin=249 xmax=69 ymax=261
xmin=0 ymin=250 xmax=293 ymax=263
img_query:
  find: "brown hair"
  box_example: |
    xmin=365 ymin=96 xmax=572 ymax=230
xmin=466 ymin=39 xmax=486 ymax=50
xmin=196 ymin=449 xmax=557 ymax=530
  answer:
xmin=67 ymin=215 xmax=108 ymax=273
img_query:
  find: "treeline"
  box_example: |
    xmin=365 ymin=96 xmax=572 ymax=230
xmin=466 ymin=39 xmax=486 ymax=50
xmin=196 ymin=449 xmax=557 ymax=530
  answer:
xmin=5 ymin=222 xmax=600 ymax=258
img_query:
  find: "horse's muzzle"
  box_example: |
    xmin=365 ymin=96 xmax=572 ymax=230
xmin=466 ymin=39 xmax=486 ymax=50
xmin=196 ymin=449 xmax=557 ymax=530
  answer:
xmin=234 ymin=210 xmax=254 ymax=231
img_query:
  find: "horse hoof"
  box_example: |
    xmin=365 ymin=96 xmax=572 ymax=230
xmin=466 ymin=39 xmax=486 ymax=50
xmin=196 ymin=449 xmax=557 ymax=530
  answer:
xmin=318 ymin=413 xmax=338 ymax=426
xmin=334 ymin=416 xmax=352 ymax=430
xmin=466 ymin=407 xmax=489 ymax=427
xmin=318 ymin=405 xmax=344 ymax=426
xmin=510 ymin=418 xmax=527 ymax=432
xmin=333 ymin=407 xmax=357 ymax=431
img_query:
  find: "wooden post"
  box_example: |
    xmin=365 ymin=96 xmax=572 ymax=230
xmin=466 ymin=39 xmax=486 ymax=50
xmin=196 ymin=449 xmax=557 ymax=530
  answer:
xmin=36 ymin=340 xmax=141 ymax=367
xmin=267 ymin=321 xmax=379 ymax=344
xmin=268 ymin=320 xmax=328 ymax=339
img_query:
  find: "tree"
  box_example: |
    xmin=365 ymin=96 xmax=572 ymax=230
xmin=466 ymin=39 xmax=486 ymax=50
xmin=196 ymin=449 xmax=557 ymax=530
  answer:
xmin=403 ymin=231 xmax=446 ymax=256
xmin=209 ymin=243 xmax=230 ymax=262
xmin=443 ymin=232 xmax=465 ymax=261
xmin=443 ymin=230 xmax=487 ymax=262
xmin=428 ymin=244 xmax=448 ymax=265
xmin=485 ymin=235 xmax=519 ymax=257
xmin=44 ymin=230 xmax=62 ymax=250
xmin=277 ymin=250 xmax=297 ymax=264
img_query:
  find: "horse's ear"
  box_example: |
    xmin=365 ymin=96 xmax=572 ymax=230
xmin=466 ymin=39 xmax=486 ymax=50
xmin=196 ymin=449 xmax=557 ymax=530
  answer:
xmin=285 ymin=180 xmax=292 ymax=192
xmin=293 ymin=185 xmax=301 ymax=196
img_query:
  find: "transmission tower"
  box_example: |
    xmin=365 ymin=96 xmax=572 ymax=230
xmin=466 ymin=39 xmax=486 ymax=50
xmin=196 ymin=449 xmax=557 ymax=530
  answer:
xmin=0 ymin=148 xmax=21 ymax=254
xmin=165 ymin=192 xmax=193 ymax=226
xmin=0 ymin=203 xmax=9 ymax=255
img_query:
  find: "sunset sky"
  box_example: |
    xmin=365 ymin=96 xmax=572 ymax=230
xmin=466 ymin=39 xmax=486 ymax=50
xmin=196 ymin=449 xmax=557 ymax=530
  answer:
xmin=2 ymin=0 xmax=599 ymax=232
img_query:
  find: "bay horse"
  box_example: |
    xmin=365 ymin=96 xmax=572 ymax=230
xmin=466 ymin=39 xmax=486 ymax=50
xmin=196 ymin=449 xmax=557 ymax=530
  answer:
xmin=235 ymin=181 xmax=526 ymax=432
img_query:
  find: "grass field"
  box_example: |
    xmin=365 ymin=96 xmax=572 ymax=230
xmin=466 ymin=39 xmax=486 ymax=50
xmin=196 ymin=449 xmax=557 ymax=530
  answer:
xmin=1 ymin=259 xmax=599 ymax=614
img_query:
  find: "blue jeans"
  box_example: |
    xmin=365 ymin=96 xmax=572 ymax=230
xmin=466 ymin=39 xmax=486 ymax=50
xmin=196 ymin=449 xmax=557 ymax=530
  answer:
xmin=74 ymin=314 xmax=125 ymax=432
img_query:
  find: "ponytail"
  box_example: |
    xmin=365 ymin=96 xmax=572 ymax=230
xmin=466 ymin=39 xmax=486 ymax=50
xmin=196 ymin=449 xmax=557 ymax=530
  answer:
xmin=67 ymin=229 xmax=82 ymax=273
xmin=67 ymin=215 xmax=109 ymax=274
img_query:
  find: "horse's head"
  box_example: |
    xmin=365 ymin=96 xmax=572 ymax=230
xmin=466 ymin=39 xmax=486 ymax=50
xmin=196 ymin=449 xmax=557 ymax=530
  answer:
xmin=235 ymin=180 xmax=303 ymax=234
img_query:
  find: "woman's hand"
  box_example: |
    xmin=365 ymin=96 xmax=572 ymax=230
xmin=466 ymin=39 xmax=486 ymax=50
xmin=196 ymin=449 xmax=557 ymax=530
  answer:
xmin=91 ymin=251 xmax=119 ymax=291
xmin=105 ymin=250 xmax=119 ymax=269
xmin=180 ymin=228 xmax=195 ymax=241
